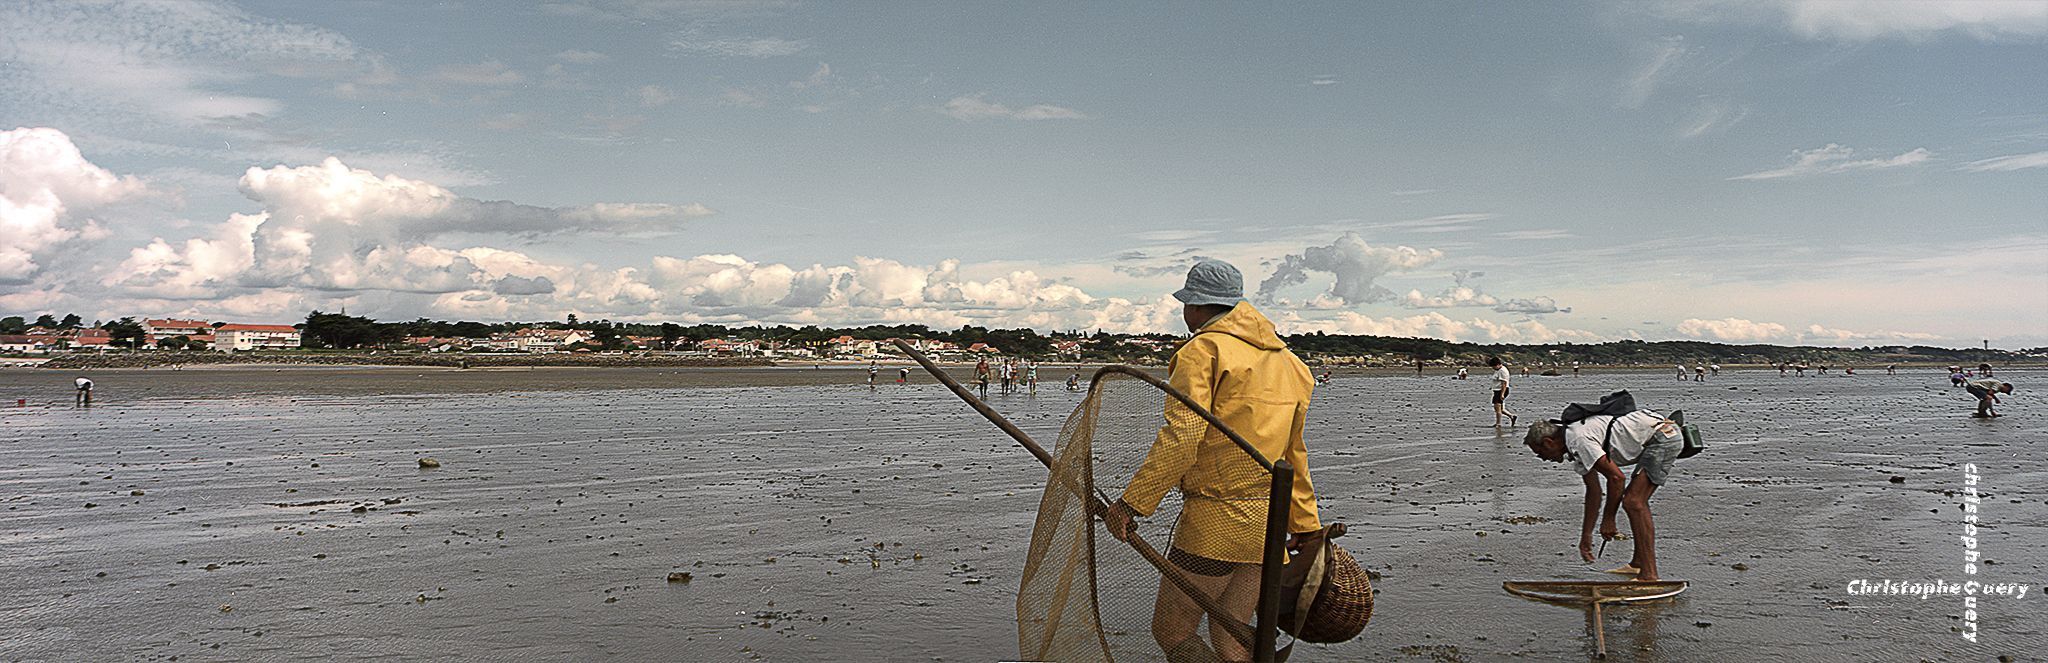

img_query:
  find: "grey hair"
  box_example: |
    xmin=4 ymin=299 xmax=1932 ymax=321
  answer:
xmin=1524 ymin=420 xmax=1562 ymax=448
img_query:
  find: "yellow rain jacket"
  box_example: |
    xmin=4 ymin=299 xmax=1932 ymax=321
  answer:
xmin=1120 ymin=302 xmax=1321 ymax=563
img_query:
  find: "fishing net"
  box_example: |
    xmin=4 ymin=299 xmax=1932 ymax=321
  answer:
xmin=1016 ymin=369 xmax=1286 ymax=662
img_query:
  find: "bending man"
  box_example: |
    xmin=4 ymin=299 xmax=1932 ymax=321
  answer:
xmin=1524 ymin=408 xmax=1684 ymax=581
xmin=1106 ymin=259 xmax=1321 ymax=663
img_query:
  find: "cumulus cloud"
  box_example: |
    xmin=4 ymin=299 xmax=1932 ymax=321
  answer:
xmin=1676 ymin=317 xmax=1789 ymax=342
xmin=1494 ymin=296 xmax=1570 ymax=315
xmin=1960 ymin=151 xmax=2048 ymax=172
xmin=1402 ymin=270 xmax=1498 ymax=308
xmin=1730 ymin=144 xmax=1931 ymax=180
xmin=1286 ymin=311 xmax=1603 ymax=344
xmin=0 ymin=127 xmax=147 ymax=283
xmin=939 ymin=95 xmax=1088 ymax=121
xmin=108 ymin=157 xmax=713 ymax=297
xmin=1657 ymin=0 xmax=2048 ymax=41
xmin=1678 ymin=317 xmax=1947 ymax=345
xmin=1256 ymin=232 xmax=1442 ymax=306
xmin=491 ymin=274 xmax=556 ymax=296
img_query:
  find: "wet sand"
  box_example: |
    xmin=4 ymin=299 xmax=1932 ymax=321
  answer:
xmin=1 ymin=369 xmax=2042 ymax=661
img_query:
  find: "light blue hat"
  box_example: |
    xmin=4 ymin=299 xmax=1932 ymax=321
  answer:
xmin=1173 ymin=259 xmax=1245 ymax=307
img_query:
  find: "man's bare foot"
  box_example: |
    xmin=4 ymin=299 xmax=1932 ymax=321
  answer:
xmin=1603 ymin=564 xmax=1641 ymax=575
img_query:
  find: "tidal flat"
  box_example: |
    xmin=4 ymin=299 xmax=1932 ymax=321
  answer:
xmin=1 ymin=367 xmax=2041 ymax=661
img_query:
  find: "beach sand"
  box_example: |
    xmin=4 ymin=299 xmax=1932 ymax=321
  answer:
xmin=0 ymin=368 xmax=2041 ymax=660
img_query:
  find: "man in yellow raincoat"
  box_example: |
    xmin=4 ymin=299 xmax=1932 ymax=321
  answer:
xmin=1105 ymin=259 xmax=1321 ymax=663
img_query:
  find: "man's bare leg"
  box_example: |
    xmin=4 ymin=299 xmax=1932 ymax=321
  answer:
xmin=1620 ymin=473 xmax=1660 ymax=581
xmin=1153 ymin=568 xmax=1230 ymax=663
xmin=1207 ymin=565 xmax=1263 ymax=662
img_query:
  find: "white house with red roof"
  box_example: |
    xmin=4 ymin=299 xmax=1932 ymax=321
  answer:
xmin=216 ymin=323 xmax=302 ymax=351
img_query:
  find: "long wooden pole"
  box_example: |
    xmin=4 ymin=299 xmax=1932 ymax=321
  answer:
xmin=892 ymin=340 xmax=1256 ymax=649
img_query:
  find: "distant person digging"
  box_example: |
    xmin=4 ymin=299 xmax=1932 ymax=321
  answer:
xmin=74 ymin=376 xmax=93 ymax=405
xmin=1523 ymin=391 xmax=1701 ymax=582
xmin=1966 ymin=378 xmax=2014 ymax=418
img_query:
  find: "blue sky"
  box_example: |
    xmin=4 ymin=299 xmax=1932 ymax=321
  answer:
xmin=1 ymin=0 xmax=2043 ymax=346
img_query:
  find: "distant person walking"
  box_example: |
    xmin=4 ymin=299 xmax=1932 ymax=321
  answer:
xmin=1966 ymin=378 xmax=2014 ymax=418
xmin=1416 ymin=358 xmax=1425 ymax=377
xmin=1026 ymin=362 xmax=1038 ymax=394
xmin=1489 ymin=356 xmax=1517 ymax=427
xmin=1572 ymin=362 xmax=1581 ymax=377
xmin=974 ymin=358 xmax=991 ymax=396
xmin=867 ymin=362 xmax=879 ymax=389
xmin=1778 ymin=363 xmax=1787 ymax=377
xmin=74 ymin=376 xmax=93 ymax=405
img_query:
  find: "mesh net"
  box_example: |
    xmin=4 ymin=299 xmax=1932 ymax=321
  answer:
xmin=1017 ymin=369 xmax=1282 ymax=662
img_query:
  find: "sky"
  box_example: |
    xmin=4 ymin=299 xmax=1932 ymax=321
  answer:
xmin=1 ymin=0 xmax=2044 ymax=347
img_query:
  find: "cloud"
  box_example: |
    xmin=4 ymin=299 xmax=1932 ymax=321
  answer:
xmin=1676 ymin=317 xmax=1947 ymax=345
xmin=939 ymin=95 xmax=1089 ymax=121
xmin=1256 ymin=232 xmax=1442 ymax=306
xmin=0 ymin=0 xmax=362 ymax=126
xmin=105 ymin=157 xmax=715 ymax=297
xmin=1676 ymin=317 xmax=1789 ymax=342
xmin=1960 ymin=151 xmax=2048 ymax=172
xmin=637 ymin=85 xmax=678 ymax=107
xmin=1657 ymin=0 xmax=2048 ymax=41
xmin=0 ymin=127 xmax=147 ymax=283
xmin=1402 ymin=270 xmax=1498 ymax=308
xmin=1494 ymin=297 xmax=1570 ymax=315
xmin=432 ymin=60 xmax=525 ymax=86
xmin=1494 ymin=229 xmax=1574 ymax=241
xmin=1287 ymin=311 xmax=1603 ymax=344
xmin=1729 ymin=144 xmax=1931 ymax=180
xmin=1623 ymin=37 xmax=1686 ymax=109
xmin=670 ymin=34 xmax=809 ymax=57
xmin=1310 ymin=76 xmax=1339 ymax=86
xmin=491 ymin=274 xmax=557 ymax=296
xmin=554 ymin=49 xmax=610 ymax=64
xmin=720 ymin=88 xmax=767 ymax=107
xmin=1365 ymin=213 xmax=1498 ymax=233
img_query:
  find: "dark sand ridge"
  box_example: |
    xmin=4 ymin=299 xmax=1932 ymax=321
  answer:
xmin=0 ymin=368 xmax=2041 ymax=660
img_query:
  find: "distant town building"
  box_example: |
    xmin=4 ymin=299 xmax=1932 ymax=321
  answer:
xmin=0 ymin=335 xmax=52 ymax=354
xmin=215 ymin=324 xmax=302 ymax=351
xmin=141 ymin=318 xmax=213 ymax=348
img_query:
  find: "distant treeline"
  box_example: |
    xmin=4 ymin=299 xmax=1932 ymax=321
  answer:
xmin=288 ymin=311 xmax=2035 ymax=366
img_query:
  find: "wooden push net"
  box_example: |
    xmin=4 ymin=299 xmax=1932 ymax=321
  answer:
xmin=1017 ymin=367 xmax=1284 ymax=662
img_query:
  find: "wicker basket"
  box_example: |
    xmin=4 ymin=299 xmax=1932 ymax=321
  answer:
xmin=1288 ymin=542 xmax=1373 ymax=643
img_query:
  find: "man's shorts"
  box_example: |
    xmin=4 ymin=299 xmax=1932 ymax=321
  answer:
xmin=1967 ymin=385 xmax=1991 ymax=400
xmin=1492 ymin=386 xmax=1510 ymax=404
xmin=1168 ymin=547 xmax=1240 ymax=577
xmin=1617 ymin=429 xmax=1681 ymax=486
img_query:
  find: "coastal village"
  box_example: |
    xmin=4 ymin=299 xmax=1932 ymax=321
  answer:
xmin=0 ymin=314 xmax=1137 ymax=363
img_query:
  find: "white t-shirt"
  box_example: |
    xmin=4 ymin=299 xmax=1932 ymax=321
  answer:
xmin=1492 ymin=366 xmax=1511 ymax=390
xmin=1563 ymin=410 xmax=1671 ymax=476
xmin=75 ymin=377 xmax=92 ymax=389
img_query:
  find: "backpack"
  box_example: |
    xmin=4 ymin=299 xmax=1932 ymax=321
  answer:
xmin=1556 ymin=390 xmax=1707 ymax=460
xmin=1558 ymin=390 xmax=1636 ymax=426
